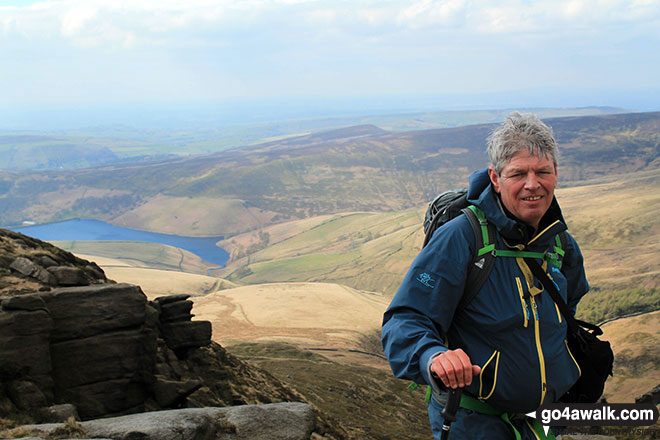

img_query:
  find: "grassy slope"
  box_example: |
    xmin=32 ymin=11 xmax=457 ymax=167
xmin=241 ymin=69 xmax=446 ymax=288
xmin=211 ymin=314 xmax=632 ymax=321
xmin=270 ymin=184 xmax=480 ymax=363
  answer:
xmin=558 ymin=169 xmax=660 ymax=323
xmin=216 ymin=168 xmax=660 ymax=323
xmin=216 ymin=210 xmax=424 ymax=295
xmin=53 ymin=240 xmax=214 ymax=274
xmin=192 ymin=282 xmax=389 ymax=355
xmin=601 ymin=310 xmax=660 ymax=403
xmin=110 ymin=195 xmax=282 ymax=236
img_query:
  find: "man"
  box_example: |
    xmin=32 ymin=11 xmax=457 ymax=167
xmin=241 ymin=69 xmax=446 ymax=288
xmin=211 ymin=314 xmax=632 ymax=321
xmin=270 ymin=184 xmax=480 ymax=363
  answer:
xmin=381 ymin=112 xmax=589 ymax=439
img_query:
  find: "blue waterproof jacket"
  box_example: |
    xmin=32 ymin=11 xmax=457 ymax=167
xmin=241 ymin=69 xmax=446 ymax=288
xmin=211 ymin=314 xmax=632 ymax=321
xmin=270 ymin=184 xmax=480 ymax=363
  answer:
xmin=382 ymin=168 xmax=590 ymax=414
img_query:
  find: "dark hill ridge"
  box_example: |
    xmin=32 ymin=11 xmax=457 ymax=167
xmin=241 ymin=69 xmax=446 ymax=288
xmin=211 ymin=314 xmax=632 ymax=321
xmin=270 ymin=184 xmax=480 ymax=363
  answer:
xmin=1 ymin=111 xmax=659 ymax=233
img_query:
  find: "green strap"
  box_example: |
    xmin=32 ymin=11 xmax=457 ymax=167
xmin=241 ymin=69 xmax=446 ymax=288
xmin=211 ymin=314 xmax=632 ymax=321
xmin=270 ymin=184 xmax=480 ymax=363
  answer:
xmin=459 ymin=394 xmax=556 ymax=440
xmin=493 ymin=249 xmax=546 ymax=259
xmin=554 ymin=235 xmax=565 ymax=257
xmin=408 ymin=383 xmax=434 ymax=403
xmin=467 ymin=205 xmax=490 ymax=248
xmin=468 ymin=205 xmax=563 ymax=268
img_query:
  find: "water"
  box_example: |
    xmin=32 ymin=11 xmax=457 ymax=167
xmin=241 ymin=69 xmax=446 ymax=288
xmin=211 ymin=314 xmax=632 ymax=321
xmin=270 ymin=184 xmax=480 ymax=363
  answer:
xmin=12 ymin=218 xmax=230 ymax=267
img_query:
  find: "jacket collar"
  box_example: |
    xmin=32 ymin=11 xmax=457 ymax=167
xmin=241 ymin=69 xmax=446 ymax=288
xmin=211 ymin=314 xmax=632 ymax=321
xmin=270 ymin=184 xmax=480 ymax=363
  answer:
xmin=466 ymin=168 xmax=567 ymax=250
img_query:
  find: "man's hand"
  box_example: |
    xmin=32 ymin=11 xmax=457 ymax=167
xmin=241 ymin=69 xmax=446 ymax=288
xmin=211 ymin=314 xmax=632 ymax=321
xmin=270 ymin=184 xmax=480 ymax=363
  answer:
xmin=430 ymin=348 xmax=481 ymax=389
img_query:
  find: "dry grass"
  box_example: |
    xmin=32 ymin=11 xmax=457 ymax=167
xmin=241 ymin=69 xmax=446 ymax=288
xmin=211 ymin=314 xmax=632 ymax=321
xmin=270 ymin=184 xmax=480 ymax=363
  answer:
xmin=193 ymin=282 xmax=390 ymax=365
xmin=100 ymin=265 xmax=237 ymax=300
xmin=601 ymin=310 xmax=660 ymax=404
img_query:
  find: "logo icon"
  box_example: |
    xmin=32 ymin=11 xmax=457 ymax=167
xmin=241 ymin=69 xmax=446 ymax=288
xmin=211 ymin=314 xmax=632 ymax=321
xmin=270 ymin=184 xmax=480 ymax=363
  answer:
xmin=416 ymin=272 xmax=435 ymax=288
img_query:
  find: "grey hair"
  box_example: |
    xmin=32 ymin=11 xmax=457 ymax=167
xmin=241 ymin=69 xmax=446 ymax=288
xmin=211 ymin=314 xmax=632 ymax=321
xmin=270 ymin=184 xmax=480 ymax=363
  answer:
xmin=487 ymin=112 xmax=558 ymax=175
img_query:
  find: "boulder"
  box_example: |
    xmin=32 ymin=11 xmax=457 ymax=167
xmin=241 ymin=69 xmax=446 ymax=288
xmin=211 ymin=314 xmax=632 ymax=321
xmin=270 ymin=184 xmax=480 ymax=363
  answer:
xmin=6 ymin=380 xmax=48 ymax=410
xmin=160 ymin=300 xmax=194 ymax=322
xmin=153 ymin=376 xmax=203 ymax=407
xmin=154 ymin=294 xmax=191 ymax=306
xmin=55 ymin=378 xmax=150 ymax=420
xmin=50 ymin=329 xmax=156 ymax=389
xmin=1 ymin=293 xmax=47 ymax=312
xmin=161 ymin=321 xmax=212 ymax=356
xmin=23 ymin=402 xmax=316 ymax=440
xmin=41 ymin=283 xmax=147 ymax=341
xmin=9 ymin=257 xmax=56 ymax=286
xmin=35 ymin=255 xmax=58 ymax=268
xmin=34 ymin=403 xmax=80 ymax=423
xmin=46 ymin=266 xmax=90 ymax=286
xmin=0 ymin=307 xmax=54 ymax=398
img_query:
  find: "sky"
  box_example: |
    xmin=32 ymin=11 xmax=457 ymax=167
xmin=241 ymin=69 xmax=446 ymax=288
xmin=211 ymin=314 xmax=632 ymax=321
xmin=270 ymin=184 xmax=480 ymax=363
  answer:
xmin=1 ymin=0 xmax=660 ymax=129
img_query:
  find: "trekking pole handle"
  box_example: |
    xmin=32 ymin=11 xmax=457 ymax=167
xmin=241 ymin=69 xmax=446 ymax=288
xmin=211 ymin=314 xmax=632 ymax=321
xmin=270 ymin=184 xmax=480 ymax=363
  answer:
xmin=440 ymin=387 xmax=462 ymax=423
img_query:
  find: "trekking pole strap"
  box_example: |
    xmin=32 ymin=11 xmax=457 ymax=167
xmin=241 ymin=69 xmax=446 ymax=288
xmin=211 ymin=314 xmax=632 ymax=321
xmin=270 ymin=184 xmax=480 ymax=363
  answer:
xmin=458 ymin=394 xmax=556 ymax=440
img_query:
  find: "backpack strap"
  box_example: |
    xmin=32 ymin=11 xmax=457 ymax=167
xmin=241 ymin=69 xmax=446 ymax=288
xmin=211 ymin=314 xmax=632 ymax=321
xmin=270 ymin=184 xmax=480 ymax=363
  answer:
xmin=457 ymin=206 xmax=497 ymax=314
xmin=457 ymin=206 xmax=568 ymax=312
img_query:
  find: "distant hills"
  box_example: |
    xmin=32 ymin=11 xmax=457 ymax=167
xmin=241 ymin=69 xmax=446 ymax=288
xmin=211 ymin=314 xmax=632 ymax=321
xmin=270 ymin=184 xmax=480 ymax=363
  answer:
xmin=1 ymin=111 xmax=659 ymax=237
xmin=0 ymin=106 xmax=625 ymax=171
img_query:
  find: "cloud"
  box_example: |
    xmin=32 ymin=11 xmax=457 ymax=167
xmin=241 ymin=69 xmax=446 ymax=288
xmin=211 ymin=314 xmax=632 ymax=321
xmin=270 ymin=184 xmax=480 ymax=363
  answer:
xmin=2 ymin=0 xmax=659 ymax=49
xmin=396 ymin=0 xmax=467 ymax=29
xmin=1 ymin=0 xmax=659 ymax=109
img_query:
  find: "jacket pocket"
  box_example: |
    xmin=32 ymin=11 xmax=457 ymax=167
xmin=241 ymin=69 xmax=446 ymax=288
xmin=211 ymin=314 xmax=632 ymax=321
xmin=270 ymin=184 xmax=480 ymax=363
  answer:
xmin=479 ymin=349 xmax=500 ymax=400
xmin=565 ymin=339 xmax=582 ymax=378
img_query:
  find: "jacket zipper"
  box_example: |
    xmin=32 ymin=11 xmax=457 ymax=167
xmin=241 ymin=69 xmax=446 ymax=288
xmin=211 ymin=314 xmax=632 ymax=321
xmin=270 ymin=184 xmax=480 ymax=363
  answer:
xmin=555 ymin=303 xmax=562 ymax=323
xmin=529 ymin=294 xmax=547 ymax=406
xmin=515 ymin=277 xmax=529 ymax=328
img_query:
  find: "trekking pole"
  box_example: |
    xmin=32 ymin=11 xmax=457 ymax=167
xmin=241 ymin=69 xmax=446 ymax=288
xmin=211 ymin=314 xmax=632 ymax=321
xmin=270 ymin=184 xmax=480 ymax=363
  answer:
xmin=440 ymin=388 xmax=462 ymax=440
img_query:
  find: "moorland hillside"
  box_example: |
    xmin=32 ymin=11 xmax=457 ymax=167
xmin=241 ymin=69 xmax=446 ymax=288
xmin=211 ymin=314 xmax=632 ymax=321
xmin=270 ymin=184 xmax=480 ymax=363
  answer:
xmin=1 ymin=112 xmax=659 ymax=237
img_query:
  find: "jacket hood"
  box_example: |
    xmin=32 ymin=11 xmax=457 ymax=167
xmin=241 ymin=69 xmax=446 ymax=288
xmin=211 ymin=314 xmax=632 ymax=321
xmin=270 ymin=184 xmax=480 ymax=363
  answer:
xmin=466 ymin=168 xmax=566 ymax=246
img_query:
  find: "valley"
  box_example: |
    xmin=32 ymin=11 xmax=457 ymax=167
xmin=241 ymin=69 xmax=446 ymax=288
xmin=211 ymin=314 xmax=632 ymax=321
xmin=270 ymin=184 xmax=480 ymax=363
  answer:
xmin=5 ymin=110 xmax=660 ymax=439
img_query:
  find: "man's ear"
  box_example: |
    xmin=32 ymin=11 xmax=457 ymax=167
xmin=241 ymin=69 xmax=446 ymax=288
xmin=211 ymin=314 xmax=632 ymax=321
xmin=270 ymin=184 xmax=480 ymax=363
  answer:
xmin=488 ymin=166 xmax=501 ymax=194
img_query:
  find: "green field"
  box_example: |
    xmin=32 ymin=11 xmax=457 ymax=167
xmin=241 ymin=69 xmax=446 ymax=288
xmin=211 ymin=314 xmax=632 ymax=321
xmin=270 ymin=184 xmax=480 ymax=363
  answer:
xmin=52 ymin=240 xmax=213 ymax=274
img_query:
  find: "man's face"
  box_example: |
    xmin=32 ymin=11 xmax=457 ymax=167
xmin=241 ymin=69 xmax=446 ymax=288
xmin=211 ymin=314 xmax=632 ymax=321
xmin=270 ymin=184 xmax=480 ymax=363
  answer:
xmin=488 ymin=150 xmax=558 ymax=231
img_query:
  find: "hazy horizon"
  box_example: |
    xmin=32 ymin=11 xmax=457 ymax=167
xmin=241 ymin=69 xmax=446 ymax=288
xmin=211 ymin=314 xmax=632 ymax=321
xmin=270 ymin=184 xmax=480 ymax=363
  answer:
xmin=2 ymin=0 xmax=659 ymax=130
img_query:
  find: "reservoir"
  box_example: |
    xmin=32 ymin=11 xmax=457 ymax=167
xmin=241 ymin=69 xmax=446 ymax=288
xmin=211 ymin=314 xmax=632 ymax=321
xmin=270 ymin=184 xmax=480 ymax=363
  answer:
xmin=13 ymin=218 xmax=230 ymax=267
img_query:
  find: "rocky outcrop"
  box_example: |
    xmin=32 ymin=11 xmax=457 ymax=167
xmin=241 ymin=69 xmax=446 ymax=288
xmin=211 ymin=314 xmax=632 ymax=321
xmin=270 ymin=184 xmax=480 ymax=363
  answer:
xmin=0 ymin=229 xmax=347 ymax=440
xmin=636 ymin=383 xmax=660 ymax=406
xmin=0 ymin=228 xmax=108 ymax=297
xmin=1 ymin=283 xmax=159 ymax=420
xmin=153 ymin=294 xmax=212 ymax=358
xmin=19 ymin=402 xmax=315 ymax=440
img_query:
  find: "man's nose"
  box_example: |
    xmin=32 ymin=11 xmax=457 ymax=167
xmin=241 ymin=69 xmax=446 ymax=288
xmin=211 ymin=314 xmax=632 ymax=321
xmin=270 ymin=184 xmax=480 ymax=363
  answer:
xmin=523 ymin=172 xmax=541 ymax=190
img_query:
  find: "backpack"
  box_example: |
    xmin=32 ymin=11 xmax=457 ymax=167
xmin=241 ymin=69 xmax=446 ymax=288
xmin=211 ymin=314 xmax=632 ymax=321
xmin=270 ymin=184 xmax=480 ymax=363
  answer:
xmin=422 ymin=189 xmax=567 ymax=313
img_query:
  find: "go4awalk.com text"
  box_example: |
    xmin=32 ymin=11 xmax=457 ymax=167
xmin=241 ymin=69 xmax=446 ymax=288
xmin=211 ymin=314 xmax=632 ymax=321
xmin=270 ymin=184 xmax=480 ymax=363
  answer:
xmin=529 ymin=403 xmax=658 ymax=428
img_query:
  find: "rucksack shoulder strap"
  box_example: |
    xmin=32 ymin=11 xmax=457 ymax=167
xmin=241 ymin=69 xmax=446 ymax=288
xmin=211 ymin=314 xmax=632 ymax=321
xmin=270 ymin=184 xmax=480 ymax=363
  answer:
xmin=457 ymin=206 xmax=496 ymax=314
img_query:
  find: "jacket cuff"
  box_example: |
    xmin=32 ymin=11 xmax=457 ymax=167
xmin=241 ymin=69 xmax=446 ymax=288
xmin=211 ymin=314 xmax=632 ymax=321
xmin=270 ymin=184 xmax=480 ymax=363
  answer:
xmin=421 ymin=346 xmax=447 ymax=395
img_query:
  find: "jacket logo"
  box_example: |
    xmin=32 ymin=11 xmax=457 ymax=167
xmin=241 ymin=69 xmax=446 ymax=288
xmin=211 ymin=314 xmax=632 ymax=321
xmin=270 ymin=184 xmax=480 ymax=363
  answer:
xmin=416 ymin=272 xmax=435 ymax=288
